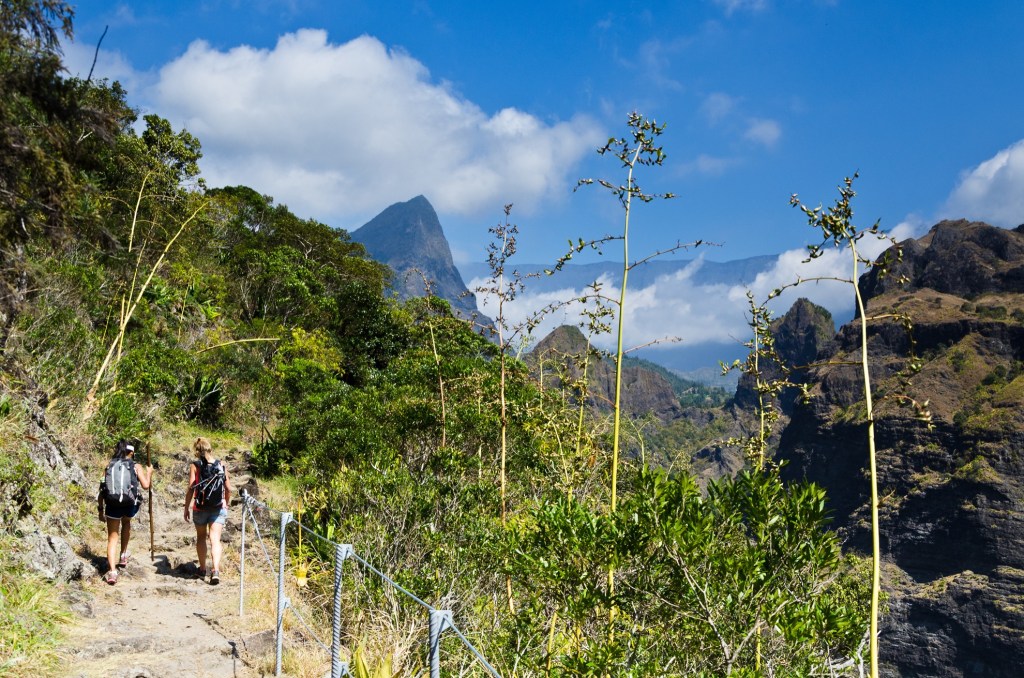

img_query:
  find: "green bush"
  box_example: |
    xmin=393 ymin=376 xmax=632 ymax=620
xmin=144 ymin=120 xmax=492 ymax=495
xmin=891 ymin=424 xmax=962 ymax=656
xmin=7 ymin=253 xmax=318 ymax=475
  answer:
xmin=118 ymin=341 xmax=195 ymax=398
xmin=0 ymin=450 xmax=37 ymax=532
xmin=90 ymin=390 xmax=151 ymax=449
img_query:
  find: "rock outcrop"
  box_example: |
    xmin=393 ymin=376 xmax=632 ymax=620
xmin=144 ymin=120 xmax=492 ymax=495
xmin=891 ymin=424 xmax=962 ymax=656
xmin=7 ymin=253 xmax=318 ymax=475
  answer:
xmin=2 ymin=386 xmax=91 ymax=582
xmin=733 ymin=297 xmax=836 ymax=412
xmin=777 ymin=220 xmax=1024 ymax=677
xmin=692 ymin=298 xmax=836 ymax=482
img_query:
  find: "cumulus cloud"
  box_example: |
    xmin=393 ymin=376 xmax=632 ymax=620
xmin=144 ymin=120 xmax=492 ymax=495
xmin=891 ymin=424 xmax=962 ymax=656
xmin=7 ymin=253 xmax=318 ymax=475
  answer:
xmin=87 ymin=29 xmax=601 ymax=226
xmin=63 ymin=39 xmax=153 ymax=95
xmin=944 ymin=139 xmax=1024 ymax=227
xmin=473 ymin=264 xmax=749 ymax=358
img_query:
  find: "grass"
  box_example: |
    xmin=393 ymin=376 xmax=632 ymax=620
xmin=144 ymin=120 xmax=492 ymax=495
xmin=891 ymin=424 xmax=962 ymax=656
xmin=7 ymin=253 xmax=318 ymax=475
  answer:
xmin=0 ymin=542 xmax=72 ymax=677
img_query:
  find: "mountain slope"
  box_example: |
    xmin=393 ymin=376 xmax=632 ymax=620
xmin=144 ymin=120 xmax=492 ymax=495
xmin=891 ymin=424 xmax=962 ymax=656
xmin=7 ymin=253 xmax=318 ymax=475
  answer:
xmin=527 ymin=325 xmax=683 ymax=423
xmin=778 ymin=220 xmax=1024 ymax=677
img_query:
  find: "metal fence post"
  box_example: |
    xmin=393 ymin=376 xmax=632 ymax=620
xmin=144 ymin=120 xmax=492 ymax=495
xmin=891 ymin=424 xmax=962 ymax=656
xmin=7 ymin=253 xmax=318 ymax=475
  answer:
xmin=238 ymin=490 xmax=247 ymax=617
xmin=330 ymin=543 xmax=354 ymax=678
xmin=429 ymin=609 xmax=453 ymax=678
xmin=275 ymin=511 xmax=292 ymax=677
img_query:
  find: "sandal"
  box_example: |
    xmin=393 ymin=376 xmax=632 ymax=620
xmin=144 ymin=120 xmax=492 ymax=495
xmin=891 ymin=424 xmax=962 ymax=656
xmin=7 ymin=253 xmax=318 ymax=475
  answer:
xmin=105 ymin=570 xmax=118 ymax=585
xmin=210 ymin=570 xmax=220 ymax=585
xmin=117 ymin=552 xmax=130 ymax=568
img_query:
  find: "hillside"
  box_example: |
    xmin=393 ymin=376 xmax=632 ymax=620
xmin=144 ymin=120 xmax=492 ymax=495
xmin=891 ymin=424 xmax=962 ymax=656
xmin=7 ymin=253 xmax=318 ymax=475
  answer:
xmin=778 ymin=220 xmax=1024 ymax=677
xmin=7 ymin=5 xmax=1021 ymax=676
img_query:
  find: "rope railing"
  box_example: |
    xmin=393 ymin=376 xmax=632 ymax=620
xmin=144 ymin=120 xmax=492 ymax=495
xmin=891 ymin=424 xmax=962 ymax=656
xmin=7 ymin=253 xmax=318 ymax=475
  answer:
xmin=238 ymin=489 xmax=503 ymax=678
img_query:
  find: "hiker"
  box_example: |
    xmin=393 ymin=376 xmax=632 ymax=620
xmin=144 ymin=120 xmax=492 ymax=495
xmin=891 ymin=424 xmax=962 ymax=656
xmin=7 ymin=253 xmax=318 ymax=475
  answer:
xmin=97 ymin=439 xmax=154 ymax=585
xmin=183 ymin=436 xmax=231 ymax=584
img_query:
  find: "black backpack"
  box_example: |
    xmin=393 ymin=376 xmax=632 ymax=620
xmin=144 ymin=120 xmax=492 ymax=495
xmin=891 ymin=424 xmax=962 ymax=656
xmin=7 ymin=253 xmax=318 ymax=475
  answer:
xmin=193 ymin=459 xmax=225 ymax=510
xmin=104 ymin=457 xmax=141 ymax=508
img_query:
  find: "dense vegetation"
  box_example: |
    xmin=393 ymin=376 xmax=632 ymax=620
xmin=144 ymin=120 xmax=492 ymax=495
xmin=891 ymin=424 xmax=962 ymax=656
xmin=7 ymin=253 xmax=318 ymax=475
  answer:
xmin=0 ymin=3 xmax=872 ymax=675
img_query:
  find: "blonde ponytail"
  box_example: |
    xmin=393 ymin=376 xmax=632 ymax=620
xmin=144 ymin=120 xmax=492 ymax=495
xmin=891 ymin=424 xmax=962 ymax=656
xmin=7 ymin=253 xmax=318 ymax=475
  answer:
xmin=193 ymin=436 xmax=213 ymax=461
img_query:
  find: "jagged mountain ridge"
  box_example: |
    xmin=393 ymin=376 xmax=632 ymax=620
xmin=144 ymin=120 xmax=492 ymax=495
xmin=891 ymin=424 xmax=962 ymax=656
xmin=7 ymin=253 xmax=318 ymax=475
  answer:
xmin=351 ymin=195 xmax=484 ymax=322
xmin=777 ymin=220 xmax=1024 ymax=677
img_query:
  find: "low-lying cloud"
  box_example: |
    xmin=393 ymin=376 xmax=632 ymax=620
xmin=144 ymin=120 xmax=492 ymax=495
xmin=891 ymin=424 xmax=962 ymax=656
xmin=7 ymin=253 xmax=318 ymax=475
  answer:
xmin=472 ymin=220 xmax=922 ymax=361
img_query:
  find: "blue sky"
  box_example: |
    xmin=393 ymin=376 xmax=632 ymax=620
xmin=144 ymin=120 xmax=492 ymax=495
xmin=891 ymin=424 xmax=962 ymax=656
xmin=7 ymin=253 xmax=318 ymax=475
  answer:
xmin=63 ymin=0 xmax=1024 ymax=367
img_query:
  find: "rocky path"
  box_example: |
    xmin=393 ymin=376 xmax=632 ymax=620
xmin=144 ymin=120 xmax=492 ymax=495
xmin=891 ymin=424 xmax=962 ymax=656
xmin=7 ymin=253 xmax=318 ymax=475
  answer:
xmin=63 ymin=445 xmax=274 ymax=678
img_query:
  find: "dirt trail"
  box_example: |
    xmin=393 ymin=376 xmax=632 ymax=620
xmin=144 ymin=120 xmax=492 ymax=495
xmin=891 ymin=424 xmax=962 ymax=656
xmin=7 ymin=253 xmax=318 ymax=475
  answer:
xmin=63 ymin=445 xmax=274 ymax=678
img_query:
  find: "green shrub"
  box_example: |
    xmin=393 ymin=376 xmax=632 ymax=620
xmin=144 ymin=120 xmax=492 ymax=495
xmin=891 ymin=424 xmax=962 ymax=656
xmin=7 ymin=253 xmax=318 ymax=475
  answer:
xmin=948 ymin=348 xmax=969 ymax=373
xmin=90 ymin=390 xmax=152 ymax=449
xmin=118 ymin=341 xmax=195 ymax=398
xmin=976 ymin=305 xmax=1008 ymax=320
xmin=0 ymin=450 xmax=37 ymax=532
xmin=177 ymin=372 xmax=224 ymax=425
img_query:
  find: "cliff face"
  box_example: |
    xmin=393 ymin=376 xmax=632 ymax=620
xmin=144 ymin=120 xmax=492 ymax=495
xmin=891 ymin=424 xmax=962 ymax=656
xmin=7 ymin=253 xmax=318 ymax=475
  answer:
xmin=733 ymin=297 xmax=836 ymax=412
xmin=777 ymin=221 xmax=1024 ymax=677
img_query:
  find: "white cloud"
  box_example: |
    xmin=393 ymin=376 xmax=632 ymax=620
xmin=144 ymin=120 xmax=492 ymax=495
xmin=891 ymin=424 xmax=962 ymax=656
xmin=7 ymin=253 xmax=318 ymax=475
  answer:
xmin=701 ymin=92 xmax=737 ymax=125
xmin=680 ymin=153 xmax=736 ymax=176
xmin=713 ymin=0 xmax=769 ymax=17
xmin=471 ymin=250 xmax=853 ymax=359
xmin=888 ymin=216 xmax=928 ymax=243
xmin=63 ymin=39 xmax=154 ymax=95
xmin=77 ymin=29 xmax=602 ymax=227
xmin=944 ymin=139 xmax=1024 ymax=227
xmin=636 ymin=38 xmax=688 ymax=91
xmin=471 ymin=223 xmax=916 ymax=361
xmin=744 ymin=117 xmax=781 ymax=148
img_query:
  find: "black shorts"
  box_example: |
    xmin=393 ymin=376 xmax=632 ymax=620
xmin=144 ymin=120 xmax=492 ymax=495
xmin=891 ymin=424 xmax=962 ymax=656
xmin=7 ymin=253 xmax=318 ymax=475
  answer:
xmin=104 ymin=501 xmax=141 ymax=520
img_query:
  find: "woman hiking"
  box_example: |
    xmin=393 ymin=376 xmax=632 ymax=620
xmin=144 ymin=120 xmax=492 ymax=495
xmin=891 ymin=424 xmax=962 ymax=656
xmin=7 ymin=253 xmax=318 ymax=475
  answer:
xmin=183 ymin=437 xmax=231 ymax=584
xmin=97 ymin=439 xmax=154 ymax=585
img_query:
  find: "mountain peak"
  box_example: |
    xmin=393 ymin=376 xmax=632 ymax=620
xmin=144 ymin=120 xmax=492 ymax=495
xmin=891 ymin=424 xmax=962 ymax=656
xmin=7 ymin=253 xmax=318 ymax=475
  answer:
xmin=352 ymin=196 xmax=483 ymax=321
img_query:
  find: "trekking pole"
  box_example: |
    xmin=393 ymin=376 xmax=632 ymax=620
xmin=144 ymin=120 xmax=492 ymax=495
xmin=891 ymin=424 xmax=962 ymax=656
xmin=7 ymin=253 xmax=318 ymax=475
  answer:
xmin=147 ymin=442 xmax=155 ymax=562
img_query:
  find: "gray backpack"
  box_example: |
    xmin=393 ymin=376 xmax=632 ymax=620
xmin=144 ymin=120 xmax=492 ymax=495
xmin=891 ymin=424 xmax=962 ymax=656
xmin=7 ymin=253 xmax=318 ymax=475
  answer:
xmin=104 ymin=457 xmax=141 ymax=508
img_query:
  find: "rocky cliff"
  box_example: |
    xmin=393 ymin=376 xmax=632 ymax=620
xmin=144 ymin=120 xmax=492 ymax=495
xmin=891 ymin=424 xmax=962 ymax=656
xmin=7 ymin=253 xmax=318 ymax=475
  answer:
xmin=777 ymin=220 xmax=1024 ymax=677
xmin=689 ymin=297 xmax=837 ymax=482
xmin=352 ymin=195 xmax=485 ymax=323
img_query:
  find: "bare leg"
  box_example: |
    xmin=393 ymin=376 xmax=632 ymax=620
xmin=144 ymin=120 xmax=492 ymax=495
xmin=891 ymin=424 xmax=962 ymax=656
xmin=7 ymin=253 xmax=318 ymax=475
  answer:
xmin=119 ymin=518 xmax=132 ymax=560
xmin=106 ymin=518 xmax=121 ymax=572
xmin=208 ymin=522 xmax=224 ymax=573
xmin=195 ymin=523 xmax=209 ymax=573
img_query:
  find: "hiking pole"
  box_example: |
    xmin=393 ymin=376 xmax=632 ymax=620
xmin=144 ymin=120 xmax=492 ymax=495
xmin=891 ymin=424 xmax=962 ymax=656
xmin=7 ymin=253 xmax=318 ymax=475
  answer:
xmin=147 ymin=442 xmax=155 ymax=562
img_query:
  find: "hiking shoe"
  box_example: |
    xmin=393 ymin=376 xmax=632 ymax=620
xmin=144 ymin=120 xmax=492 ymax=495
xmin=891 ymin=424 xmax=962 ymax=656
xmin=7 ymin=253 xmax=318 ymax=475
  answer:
xmin=210 ymin=570 xmax=220 ymax=585
xmin=196 ymin=568 xmax=208 ymax=579
xmin=105 ymin=570 xmax=118 ymax=585
xmin=117 ymin=552 xmax=130 ymax=568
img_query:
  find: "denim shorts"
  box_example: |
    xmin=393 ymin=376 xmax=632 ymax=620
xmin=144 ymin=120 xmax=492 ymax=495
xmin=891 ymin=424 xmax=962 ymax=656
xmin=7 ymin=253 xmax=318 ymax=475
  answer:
xmin=193 ymin=507 xmax=228 ymax=526
xmin=104 ymin=501 xmax=141 ymax=520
